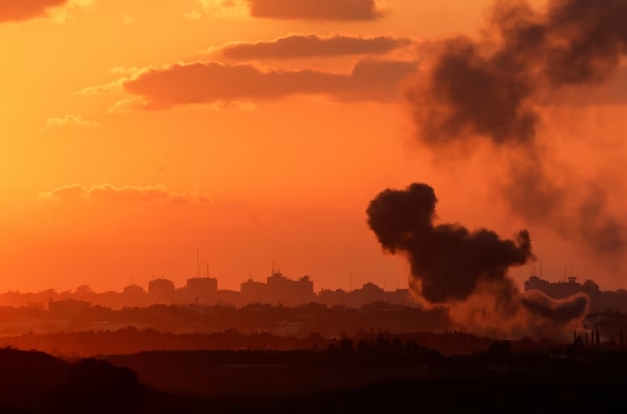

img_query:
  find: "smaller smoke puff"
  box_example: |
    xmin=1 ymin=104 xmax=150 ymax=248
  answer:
xmin=366 ymin=183 xmax=588 ymax=333
xmin=520 ymin=290 xmax=589 ymax=325
xmin=366 ymin=183 xmax=532 ymax=303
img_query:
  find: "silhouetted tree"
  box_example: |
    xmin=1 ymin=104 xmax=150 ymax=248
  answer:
xmin=375 ymin=334 xmax=390 ymax=352
xmin=357 ymin=340 xmax=369 ymax=356
xmin=392 ymin=337 xmax=402 ymax=349
xmin=569 ymin=334 xmax=585 ymax=354
xmin=340 ymin=337 xmax=354 ymax=354
xmin=487 ymin=340 xmax=512 ymax=361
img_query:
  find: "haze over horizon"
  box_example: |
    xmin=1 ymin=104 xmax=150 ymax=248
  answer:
xmin=1 ymin=0 xmax=626 ymax=294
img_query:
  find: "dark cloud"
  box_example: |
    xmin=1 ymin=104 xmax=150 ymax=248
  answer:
xmin=211 ymin=34 xmax=413 ymax=60
xmin=120 ymin=59 xmax=418 ymax=109
xmin=242 ymin=0 xmax=384 ymax=21
xmin=366 ymin=182 xmax=588 ymax=335
xmin=404 ymin=0 xmax=627 ymax=263
xmin=0 ymin=0 xmax=68 ymax=23
xmin=553 ymin=65 xmax=627 ymax=106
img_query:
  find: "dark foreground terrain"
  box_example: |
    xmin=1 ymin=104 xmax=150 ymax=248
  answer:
xmin=0 ymin=339 xmax=626 ymax=413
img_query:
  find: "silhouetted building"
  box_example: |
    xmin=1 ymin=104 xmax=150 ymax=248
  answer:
xmin=318 ymin=289 xmax=348 ymax=307
xmin=352 ymin=283 xmax=387 ymax=307
xmin=121 ymin=285 xmax=146 ymax=308
xmin=525 ymin=276 xmax=582 ymax=299
xmin=148 ymin=279 xmax=175 ymax=304
xmin=186 ymin=277 xmax=218 ymax=304
xmin=241 ymin=279 xmax=268 ymax=304
xmin=123 ymin=285 xmax=145 ymax=296
xmin=266 ymin=272 xmax=315 ymax=306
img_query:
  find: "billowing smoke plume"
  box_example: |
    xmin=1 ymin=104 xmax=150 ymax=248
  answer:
xmin=405 ymin=0 xmax=627 ymax=262
xmin=367 ymin=183 xmax=589 ymax=335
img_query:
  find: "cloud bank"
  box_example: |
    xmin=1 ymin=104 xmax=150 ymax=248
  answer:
xmin=96 ymin=59 xmax=417 ymax=110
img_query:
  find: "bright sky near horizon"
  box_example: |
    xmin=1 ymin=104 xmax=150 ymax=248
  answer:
xmin=0 ymin=0 xmax=625 ymax=293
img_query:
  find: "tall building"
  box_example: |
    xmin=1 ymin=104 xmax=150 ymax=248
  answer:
xmin=122 ymin=285 xmax=146 ymax=307
xmin=266 ymin=272 xmax=315 ymax=306
xmin=123 ymin=285 xmax=145 ymax=296
xmin=148 ymin=278 xmax=176 ymax=304
xmin=186 ymin=277 xmax=218 ymax=303
xmin=240 ymin=279 xmax=268 ymax=304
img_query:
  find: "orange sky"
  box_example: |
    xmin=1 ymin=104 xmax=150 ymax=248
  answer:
xmin=0 ymin=0 xmax=625 ymax=293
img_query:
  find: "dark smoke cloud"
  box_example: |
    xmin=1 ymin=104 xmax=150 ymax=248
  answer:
xmin=367 ymin=183 xmax=588 ymax=333
xmin=520 ymin=290 xmax=589 ymax=325
xmin=405 ymin=0 xmax=627 ymax=262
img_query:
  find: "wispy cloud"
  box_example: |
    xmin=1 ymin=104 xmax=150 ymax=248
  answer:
xmin=40 ymin=184 xmax=213 ymax=205
xmin=122 ymin=15 xmax=135 ymax=26
xmin=39 ymin=115 xmax=100 ymax=132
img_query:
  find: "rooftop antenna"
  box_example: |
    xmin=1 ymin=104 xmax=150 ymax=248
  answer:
xmin=349 ymin=270 xmax=352 ymax=292
xmin=197 ymin=249 xmax=201 ymax=278
xmin=539 ymin=260 xmax=542 ymax=278
xmin=570 ymin=261 xmax=574 ymax=278
xmin=206 ymin=262 xmax=210 ymax=278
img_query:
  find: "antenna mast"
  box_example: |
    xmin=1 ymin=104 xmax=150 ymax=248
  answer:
xmin=197 ymin=249 xmax=200 ymax=278
xmin=349 ymin=270 xmax=352 ymax=292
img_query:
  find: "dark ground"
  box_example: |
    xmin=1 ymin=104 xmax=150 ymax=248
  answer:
xmin=0 ymin=343 xmax=626 ymax=413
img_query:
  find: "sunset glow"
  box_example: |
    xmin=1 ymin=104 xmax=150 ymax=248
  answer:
xmin=1 ymin=0 xmax=626 ymax=294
